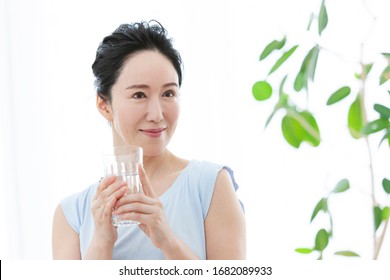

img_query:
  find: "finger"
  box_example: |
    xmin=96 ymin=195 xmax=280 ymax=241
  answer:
xmin=93 ymin=175 xmax=117 ymax=200
xmin=95 ymin=197 xmax=117 ymax=228
xmin=92 ymin=189 xmax=119 ymax=219
xmin=117 ymin=212 xmax=149 ymax=224
xmin=113 ymin=201 xmax=154 ymax=215
xmin=115 ymin=193 xmax=156 ymax=208
xmin=109 ymin=186 xmax=128 ymax=211
xmin=118 ymin=211 xmax=160 ymax=229
xmin=138 ymin=164 xmax=156 ymax=197
xmin=95 ymin=196 xmax=108 ymax=220
xmin=102 ymin=196 xmax=117 ymax=222
xmin=98 ymin=179 xmax=127 ymax=200
xmin=94 ymin=184 xmax=127 ymax=212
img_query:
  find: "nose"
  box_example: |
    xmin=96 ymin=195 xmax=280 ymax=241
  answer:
xmin=146 ymin=96 xmax=164 ymax=123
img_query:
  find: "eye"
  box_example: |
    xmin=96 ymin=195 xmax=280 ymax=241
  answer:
xmin=132 ymin=92 xmax=146 ymax=99
xmin=162 ymin=90 xmax=176 ymax=98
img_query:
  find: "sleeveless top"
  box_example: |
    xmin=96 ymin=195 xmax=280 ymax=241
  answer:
xmin=60 ymin=160 xmax=240 ymax=259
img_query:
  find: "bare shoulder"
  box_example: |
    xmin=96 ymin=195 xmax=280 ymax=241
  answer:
xmin=52 ymin=204 xmax=81 ymax=259
xmin=215 ymin=168 xmax=235 ymax=190
xmin=205 ymin=168 xmax=246 ymax=259
xmin=208 ymin=168 xmax=243 ymax=217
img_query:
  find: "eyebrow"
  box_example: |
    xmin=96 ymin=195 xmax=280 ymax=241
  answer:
xmin=126 ymin=82 xmax=179 ymax=90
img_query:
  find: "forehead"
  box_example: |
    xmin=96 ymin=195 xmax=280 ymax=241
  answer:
xmin=116 ymin=50 xmax=178 ymax=86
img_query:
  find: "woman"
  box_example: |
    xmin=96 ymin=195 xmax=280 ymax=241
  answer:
xmin=52 ymin=21 xmax=245 ymax=260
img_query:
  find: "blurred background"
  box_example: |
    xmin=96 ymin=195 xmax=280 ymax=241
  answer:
xmin=0 ymin=0 xmax=389 ymax=259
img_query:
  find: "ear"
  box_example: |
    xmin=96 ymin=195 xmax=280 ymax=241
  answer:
xmin=96 ymin=95 xmax=113 ymax=122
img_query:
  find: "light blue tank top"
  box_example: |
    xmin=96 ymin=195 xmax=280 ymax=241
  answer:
xmin=61 ymin=160 xmax=240 ymax=260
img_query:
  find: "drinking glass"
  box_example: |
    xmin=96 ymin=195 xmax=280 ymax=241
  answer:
xmin=102 ymin=145 xmax=143 ymax=226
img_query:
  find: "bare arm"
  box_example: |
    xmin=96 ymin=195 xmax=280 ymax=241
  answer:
xmin=52 ymin=206 xmax=115 ymax=260
xmin=52 ymin=204 xmax=81 ymax=259
xmin=205 ymin=169 xmax=246 ymax=259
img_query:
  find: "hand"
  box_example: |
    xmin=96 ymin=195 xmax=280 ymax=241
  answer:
xmin=91 ymin=176 xmax=127 ymax=245
xmin=113 ymin=164 xmax=174 ymax=250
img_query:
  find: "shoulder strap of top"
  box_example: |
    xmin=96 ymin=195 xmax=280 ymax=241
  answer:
xmin=196 ymin=161 xmax=242 ymax=218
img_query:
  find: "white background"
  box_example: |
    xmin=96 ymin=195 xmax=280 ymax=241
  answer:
xmin=0 ymin=0 xmax=389 ymax=260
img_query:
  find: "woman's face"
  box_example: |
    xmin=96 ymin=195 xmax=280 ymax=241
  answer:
xmin=97 ymin=50 xmax=180 ymax=157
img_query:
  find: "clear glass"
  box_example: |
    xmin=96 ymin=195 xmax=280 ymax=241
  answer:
xmin=102 ymin=145 xmax=143 ymax=226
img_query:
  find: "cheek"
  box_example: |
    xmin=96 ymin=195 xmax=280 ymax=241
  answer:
xmin=113 ymin=105 xmax=142 ymax=130
xmin=167 ymin=102 xmax=180 ymax=123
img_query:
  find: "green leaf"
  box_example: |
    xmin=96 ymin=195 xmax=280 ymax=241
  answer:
xmin=310 ymin=198 xmax=328 ymax=222
xmin=298 ymin=111 xmax=321 ymax=146
xmin=294 ymin=46 xmax=320 ymax=92
xmin=348 ymin=95 xmax=364 ymax=139
xmin=268 ymin=45 xmax=298 ymax=75
xmin=357 ymin=64 xmax=375 ymax=79
xmin=282 ymin=110 xmax=321 ymax=148
xmin=295 ymin=248 xmax=313 ymax=254
xmin=282 ymin=114 xmax=303 ymax=148
xmin=383 ymin=53 xmax=390 ymax=64
xmin=260 ymin=36 xmax=286 ymax=61
xmin=363 ymin=63 xmax=373 ymax=77
xmin=294 ymin=71 xmax=305 ymax=92
xmin=333 ymin=179 xmax=350 ymax=193
xmin=306 ymin=47 xmax=320 ymax=81
xmin=362 ymin=119 xmax=389 ymax=135
xmin=374 ymin=206 xmax=382 ymax=232
xmin=265 ymin=109 xmax=277 ymax=128
xmin=383 ymin=207 xmax=390 ymax=221
xmin=276 ymin=93 xmax=289 ymax=109
xmin=355 ymin=73 xmax=362 ymax=80
xmin=379 ymin=129 xmax=390 ymax=147
xmin=279 ymin=75 xmax=288 ymax=97
xmin=318 ymin=0 xmax=328 ymax=36
xmin=374 ymin=104 xmax=390 ymax=119
xmin=383 ymin=178 xmax=390 ymax=194
xmin=307 ymin=13 xmax=314 ymax=31
xmin=314 ymin=229 xmax=329 ymax=251
xmin=380 ymin=66 xmax=390 ymax=85
xmin=327 ymin=86 xmax=351 ymax=105
xmin=252 ymin=81 xmax=273 ymax=101
xmin=334 ymin=251 xmax=360 ymax=257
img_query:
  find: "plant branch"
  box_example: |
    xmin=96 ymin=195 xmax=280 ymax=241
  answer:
xmin=361 ymin=0 xmax=376 ymax=21
xmin=318 ymin=45 xmax=359 ymax=66
xmin=359 ymin=47 xmax=378 ymax=258
xmin=374 ymin=218 xmax=389 ymax=259
xmin=360 ymin=58 xmax=376 ymax=205
xmin=360 ymin=1 xmax=377 ymax=63
xmin=360 ymin=0 xmax=390 ymax=260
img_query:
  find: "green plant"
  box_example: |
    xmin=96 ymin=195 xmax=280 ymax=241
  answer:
xmin=252 ymin=0 xmax=390 ymax=259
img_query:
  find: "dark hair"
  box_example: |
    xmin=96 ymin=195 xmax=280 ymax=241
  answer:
xmin=92 ymin=20 xmax=183 ymax=102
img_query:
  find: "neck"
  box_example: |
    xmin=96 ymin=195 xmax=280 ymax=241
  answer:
xmin=142 ymin=149 xmax=173 ymax=179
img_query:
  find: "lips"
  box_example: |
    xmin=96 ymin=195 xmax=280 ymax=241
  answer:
xmin=140 ymin=128 xmax=166 ymax=138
